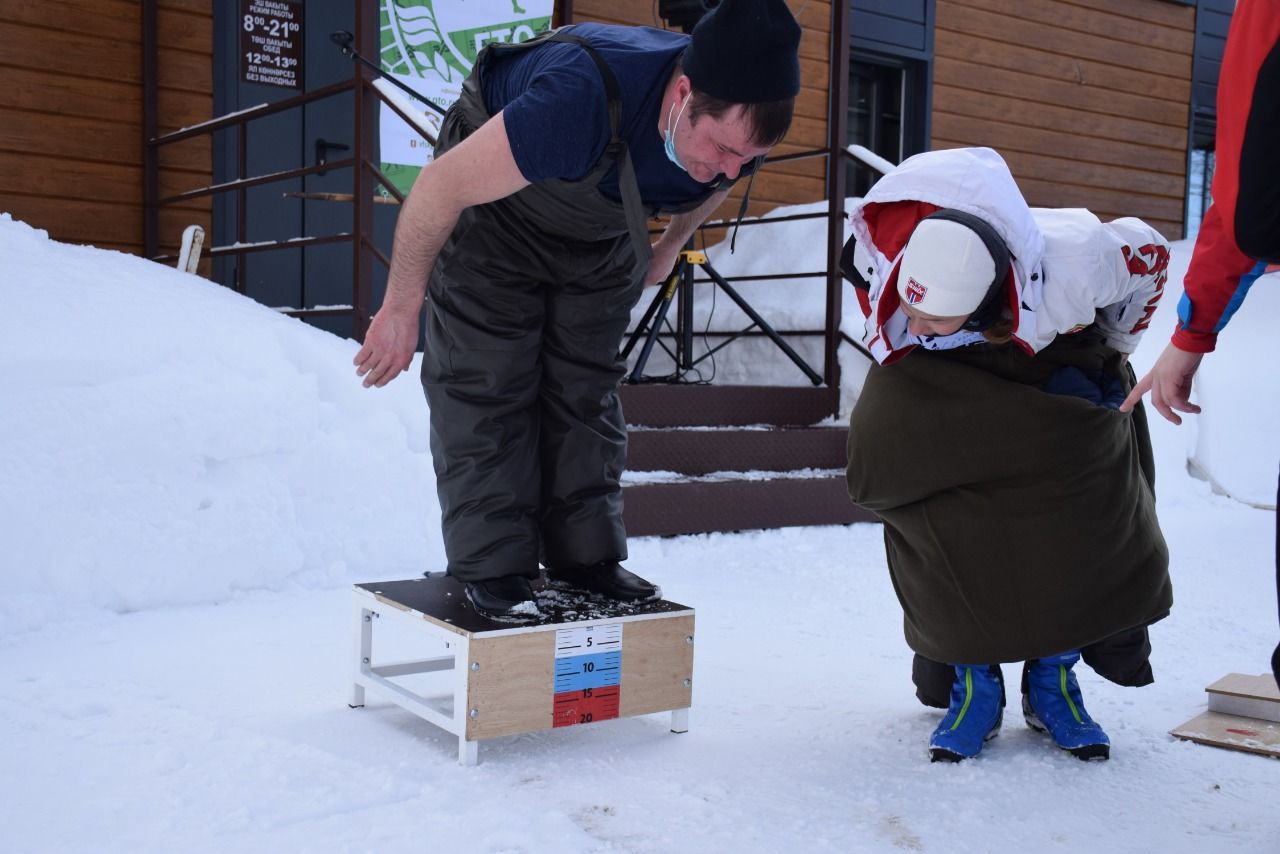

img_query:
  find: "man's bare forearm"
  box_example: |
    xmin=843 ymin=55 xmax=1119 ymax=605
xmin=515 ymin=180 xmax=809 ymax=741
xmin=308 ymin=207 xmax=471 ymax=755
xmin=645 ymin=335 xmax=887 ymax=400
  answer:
xmin=381 ymin=171 xmax=464 ymax=315
xmin=656 ymin=189 xmax=728 ymax=250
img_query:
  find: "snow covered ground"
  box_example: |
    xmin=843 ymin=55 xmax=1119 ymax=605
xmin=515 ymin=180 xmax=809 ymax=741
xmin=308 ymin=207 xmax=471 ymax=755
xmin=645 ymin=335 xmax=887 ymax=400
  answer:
xmin=1 ymin=211 xmax=1277 ymax=853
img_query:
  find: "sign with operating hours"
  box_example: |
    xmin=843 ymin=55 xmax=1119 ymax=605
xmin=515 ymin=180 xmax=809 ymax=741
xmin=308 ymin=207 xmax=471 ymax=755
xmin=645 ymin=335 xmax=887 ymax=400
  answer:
xmin=241 ymin=0 xmax=303 ymax=89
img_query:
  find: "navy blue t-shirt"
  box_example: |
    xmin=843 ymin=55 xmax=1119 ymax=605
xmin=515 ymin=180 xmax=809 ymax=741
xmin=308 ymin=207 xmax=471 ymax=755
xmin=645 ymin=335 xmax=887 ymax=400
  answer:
xmin=480 ymin=23 xmax=720 ymax=211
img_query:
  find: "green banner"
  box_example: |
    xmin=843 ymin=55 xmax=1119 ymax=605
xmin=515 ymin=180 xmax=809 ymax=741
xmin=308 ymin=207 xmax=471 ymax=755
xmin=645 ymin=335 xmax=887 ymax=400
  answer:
xmin=379 ymin=0 xmax=553 ymax=196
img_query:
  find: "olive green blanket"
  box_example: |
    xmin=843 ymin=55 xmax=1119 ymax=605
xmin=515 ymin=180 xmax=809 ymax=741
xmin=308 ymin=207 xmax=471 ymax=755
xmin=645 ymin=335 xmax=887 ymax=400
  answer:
xmin=846 ymin=334 xmax=1172 ymax=664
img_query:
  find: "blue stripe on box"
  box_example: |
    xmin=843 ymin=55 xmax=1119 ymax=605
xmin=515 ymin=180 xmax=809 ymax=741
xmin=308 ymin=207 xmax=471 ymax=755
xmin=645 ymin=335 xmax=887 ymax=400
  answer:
xmin=554 ymin=650 xmax=622 ymax=693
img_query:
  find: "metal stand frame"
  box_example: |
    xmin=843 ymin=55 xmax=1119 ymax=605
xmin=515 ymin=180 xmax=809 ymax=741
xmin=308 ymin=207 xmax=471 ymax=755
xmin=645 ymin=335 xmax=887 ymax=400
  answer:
xmin=621 ymin=248 xmax=823 ymax=385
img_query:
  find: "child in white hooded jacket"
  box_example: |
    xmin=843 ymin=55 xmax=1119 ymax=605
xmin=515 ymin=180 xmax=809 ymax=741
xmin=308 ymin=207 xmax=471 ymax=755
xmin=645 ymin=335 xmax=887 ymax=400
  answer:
xmin=842 ymin=146 xmax=1172 ymax=762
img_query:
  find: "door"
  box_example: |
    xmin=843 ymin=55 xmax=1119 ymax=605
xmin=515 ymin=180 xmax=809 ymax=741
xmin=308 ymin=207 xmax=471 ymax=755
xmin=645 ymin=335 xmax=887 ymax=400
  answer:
xmin=212 ymin=0 xmax=398 ymax=340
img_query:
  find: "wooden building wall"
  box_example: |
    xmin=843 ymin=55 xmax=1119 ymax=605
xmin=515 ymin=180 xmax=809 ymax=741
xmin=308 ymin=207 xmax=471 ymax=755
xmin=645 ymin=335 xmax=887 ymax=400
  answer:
xmin=0 ymin=0 xmax=1199 ymax=257
xmin=569 ymin=0 xmax=833 ymax=222
xmin=0 ymin=0 xmax=213 ymax=258
xmin=932 ymin=0 xmax=1195 ymax=239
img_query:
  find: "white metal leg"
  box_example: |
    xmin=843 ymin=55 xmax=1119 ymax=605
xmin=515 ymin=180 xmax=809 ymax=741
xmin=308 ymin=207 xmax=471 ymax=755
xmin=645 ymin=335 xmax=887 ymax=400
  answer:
xmin=459 ymin=736 xmax=478 ymax=766
xmin=350 ymin=599 xmax=373 ymax=707
xmin=452 ymin=635 xmax=475 ymax=765
xmin=670 ymin=707 xmax=690 ymax=733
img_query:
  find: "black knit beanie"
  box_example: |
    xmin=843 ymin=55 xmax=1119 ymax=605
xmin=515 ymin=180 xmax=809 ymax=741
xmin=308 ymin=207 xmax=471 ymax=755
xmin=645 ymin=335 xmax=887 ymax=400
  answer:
xmin=683 ymin=0 xmax=801 ymax=103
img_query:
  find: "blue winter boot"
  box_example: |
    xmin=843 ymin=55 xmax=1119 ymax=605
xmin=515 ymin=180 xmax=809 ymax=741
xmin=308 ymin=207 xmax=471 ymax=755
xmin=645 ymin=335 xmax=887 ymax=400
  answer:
xmin=1022 ymin=651 xmax=1111 ymax=760
xmin=929 ymin=664 xmax=1005 ymax=762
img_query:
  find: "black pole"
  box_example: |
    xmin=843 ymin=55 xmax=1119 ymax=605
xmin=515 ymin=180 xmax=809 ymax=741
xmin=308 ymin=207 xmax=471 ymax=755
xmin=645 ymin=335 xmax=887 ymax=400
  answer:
xmin=678 ymin=241 xmax=695 ymax=372
xmin=621 ymin=285 xmax=671 ymax=361
xmin=625 ymin=265 xmax=685 ymax=382
xmin=142 ymin=0 xmax=159 ymax=258
xmin=330 ymin=31 xmax=447 ymax=116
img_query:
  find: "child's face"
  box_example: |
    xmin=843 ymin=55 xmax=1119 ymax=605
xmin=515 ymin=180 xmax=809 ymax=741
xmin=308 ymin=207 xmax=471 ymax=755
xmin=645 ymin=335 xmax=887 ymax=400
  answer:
xmin=901 ymin=303 xmax=968 ymax=337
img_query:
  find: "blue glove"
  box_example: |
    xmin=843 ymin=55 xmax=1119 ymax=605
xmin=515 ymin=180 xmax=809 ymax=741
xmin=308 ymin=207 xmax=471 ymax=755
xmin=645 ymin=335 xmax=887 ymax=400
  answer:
xmin=1043 ymin=366 xmax=1126 ymax=410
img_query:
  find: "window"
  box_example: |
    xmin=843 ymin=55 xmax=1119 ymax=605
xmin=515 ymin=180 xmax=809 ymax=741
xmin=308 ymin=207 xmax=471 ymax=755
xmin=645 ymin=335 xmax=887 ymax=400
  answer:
xmin=847 ymin=60 xmax=904 ymax=198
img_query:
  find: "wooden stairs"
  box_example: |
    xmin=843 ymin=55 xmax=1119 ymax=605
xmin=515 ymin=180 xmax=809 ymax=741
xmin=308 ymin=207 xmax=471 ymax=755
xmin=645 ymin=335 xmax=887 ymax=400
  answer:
xmin=621 ymin=385 xmax=878 ymax=537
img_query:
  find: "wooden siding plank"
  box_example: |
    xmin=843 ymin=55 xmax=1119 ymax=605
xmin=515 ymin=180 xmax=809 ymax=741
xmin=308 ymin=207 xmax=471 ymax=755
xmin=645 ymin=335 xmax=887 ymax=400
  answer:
xmin=935 ymin=28 xmax=1190 ymax=103
xmin=155 ymin=45 xmax=215 ymax=94
xmin=160 ymin=0 xmax=217 ymax=15
xmin=938 ymin=0 xmax=1192 ymax=79
xmin=933 ymin=55 xmax=1188 ymax=127
xmin=1059 ymin=0 xmax=1195 ymax=30
xmin=933 ymin=84 xmax=1186 ymax=151
xmin=800 ymin=56 xmax=832 ymax=90
xmin=994 ymin=147 xmax=1186 ymax=200
xmin=0 ymin=67 xmax=140 ymax=123
xmin=954 ymin=0 xmax=1195 ymax=54
xmin=932 ymin=111 xmax=1185 ymax=174
xmin=0 ymin=153 xmax=212 ymax=204
xmin=794 ymin=86 xmax=833 ymax=122
xmin=0 ymin=106 xmax=210 ymax=171
xmin=0 ymin=22 xmax=211 ymax=94
xmin=1 ymin=22 xmax=139 ymax=85
xmin=0 ymin=0 xmax=138 ymax=42
xmin=155 ymin=87 xmax=216 ymax=133
xmin=0 ymin=69 xmax=212 ymax=134
xmin=0 ymin=156 xmax=141 ymax=205
xmin=156 ymin=5 xmax=215 ymax=54
xmin=157 ymin=136 xmax=213 ymax=174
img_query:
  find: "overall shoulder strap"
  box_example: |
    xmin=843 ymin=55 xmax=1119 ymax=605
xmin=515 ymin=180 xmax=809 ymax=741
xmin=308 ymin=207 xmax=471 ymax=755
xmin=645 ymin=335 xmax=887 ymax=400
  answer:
xmin=542 ymin=29 xmax=651 ymax=266
xmin=483 ymin=27 xmax=652 ymax=265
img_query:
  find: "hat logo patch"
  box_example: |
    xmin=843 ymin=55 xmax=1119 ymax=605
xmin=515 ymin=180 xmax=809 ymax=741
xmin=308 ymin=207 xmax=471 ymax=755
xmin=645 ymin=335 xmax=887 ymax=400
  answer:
xmin=904 ymin=277 xmax=927 ymax=305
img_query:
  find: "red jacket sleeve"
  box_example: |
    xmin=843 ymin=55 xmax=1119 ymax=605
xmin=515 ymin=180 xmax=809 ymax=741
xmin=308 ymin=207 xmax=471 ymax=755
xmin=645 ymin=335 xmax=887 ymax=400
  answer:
xmin=1174 ymin=0 xmax=1280 ymax=353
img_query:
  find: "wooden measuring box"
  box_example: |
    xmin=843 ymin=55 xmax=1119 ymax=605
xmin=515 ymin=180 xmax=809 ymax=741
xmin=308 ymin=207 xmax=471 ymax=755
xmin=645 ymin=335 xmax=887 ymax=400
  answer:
xmin=1170 ymin=673 xmax=1280 ymax=758
xmin=349 ymin=576 xmax=695 ymax=765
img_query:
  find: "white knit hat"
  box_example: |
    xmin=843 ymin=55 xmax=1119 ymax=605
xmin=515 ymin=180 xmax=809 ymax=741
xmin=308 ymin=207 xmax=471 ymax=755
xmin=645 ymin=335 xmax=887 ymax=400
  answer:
xmin=896 ymin=217 xmax=998 ymax=318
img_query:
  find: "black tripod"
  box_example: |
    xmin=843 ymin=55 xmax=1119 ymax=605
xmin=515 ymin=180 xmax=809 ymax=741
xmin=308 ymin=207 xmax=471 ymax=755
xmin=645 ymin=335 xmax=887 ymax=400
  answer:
xmin=620 ymin=248 xmax=823 ymax=385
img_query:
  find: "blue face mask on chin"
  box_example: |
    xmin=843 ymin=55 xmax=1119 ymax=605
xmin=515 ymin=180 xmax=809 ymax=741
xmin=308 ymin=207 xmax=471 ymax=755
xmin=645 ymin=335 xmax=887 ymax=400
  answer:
xmin=663 ymin=93 xmax=692 ymax=173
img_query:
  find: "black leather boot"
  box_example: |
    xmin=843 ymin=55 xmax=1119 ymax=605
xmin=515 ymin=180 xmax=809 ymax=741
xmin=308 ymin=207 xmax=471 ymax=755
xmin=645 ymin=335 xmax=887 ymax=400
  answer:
xmin=464 ymin=575 xmax=538 ymax=618
xmin=546 ymin=562 xmax=661 ymax=603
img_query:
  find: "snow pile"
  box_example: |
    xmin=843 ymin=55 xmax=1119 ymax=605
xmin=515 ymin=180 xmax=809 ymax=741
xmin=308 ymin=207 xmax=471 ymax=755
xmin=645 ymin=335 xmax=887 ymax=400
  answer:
xmin=0 ymin=214 xmax=444 ymax=635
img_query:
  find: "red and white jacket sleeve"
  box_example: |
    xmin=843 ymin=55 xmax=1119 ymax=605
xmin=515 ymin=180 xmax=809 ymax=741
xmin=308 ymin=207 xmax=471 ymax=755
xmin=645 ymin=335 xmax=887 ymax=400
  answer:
xmin=1093 ymin=218 xmax=1171 ymax=355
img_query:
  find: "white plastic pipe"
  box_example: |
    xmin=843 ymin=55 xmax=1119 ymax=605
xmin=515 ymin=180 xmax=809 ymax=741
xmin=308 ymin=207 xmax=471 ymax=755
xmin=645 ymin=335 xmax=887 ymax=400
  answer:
xmin=846 ymin=144 xmax=897 ymax=176
xmin=372 ymin=77 xmax=442 ymax=145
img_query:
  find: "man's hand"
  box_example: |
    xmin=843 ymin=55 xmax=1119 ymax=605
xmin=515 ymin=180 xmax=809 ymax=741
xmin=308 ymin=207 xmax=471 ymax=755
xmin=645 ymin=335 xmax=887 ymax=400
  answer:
xmin=1119 ymin=343 xmax=1205 ymax=424
xmin=354 ymin=305 xmax=420 ymax=388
